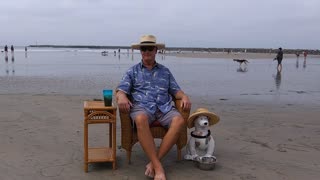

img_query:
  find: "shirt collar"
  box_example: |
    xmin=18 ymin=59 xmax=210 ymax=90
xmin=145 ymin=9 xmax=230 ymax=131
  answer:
xmin=139 ymin=60 xmax=159 ymax=69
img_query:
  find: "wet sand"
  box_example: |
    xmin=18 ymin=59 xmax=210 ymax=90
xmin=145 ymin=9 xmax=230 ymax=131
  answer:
xmin=168 ymin=51 xmax=320 ymax=60
xmin=1 ymin=51 xmax=320 ymax=179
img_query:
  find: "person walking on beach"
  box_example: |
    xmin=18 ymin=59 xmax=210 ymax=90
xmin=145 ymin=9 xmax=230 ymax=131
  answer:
xmin=303 ymin=51 xmax=308 ymax=59
xmin=4 ymin=45 xmax=8 ymax=55
xmin=116 ymin=35 xmax=191 ymax=180
xmin=274 ymin=47 xmax=283 ymax=72
xmin=10 ymin=45 xmax=14 ymax=52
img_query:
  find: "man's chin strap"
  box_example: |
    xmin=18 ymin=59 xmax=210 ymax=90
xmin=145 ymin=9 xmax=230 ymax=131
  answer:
xmin=191 ymin=130 xmax=211 ymax=139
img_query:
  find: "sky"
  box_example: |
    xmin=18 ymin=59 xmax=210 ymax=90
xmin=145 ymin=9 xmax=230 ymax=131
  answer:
xmin=1 ymin=0 xmax=319 ymax=49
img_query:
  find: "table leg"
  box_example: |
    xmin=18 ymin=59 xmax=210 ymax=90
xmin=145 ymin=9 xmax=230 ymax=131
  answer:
xmin=113 ymin=122 xmax=116 ymax=169
xmin=84 ymin=122 xmax=88 ymax=172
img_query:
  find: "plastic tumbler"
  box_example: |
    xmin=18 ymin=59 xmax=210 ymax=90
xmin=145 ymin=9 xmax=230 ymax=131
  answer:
xmin=103 ymin=89 xmax=113 ymax=106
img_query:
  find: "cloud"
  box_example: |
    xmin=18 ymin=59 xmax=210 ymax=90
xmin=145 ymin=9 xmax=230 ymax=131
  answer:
xmin=0 ymin=0 xmax=319 ymax=48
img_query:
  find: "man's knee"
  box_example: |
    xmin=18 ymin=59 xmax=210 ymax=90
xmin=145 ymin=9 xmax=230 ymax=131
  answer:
xmin=134 ymin=114 xmax=149 ymax=127
xmin=171 ymin=116 xmax=185 ymax=128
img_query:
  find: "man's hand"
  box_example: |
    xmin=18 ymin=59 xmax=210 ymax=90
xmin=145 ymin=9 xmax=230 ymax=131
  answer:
xmin=175 ymin=90 xmax=191 ymax=111
xmin=116 ymin=91 xmax=132 ymax=113
xmin=181 ymin=94 xmax=191 ymax=111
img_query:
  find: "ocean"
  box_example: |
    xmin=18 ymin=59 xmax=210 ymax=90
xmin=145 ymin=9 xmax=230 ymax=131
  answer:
xmin=1 ymin=47 xmax=320 ymax=106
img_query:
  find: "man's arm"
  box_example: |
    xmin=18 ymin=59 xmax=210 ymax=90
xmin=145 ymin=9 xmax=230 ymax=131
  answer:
xmin=174 ymin=90 xmax=191 ymax=111
xmin=116 ymin=90 xmax=132 ymax=113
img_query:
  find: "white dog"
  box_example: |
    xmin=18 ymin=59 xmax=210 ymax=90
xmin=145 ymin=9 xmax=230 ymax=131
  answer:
xmin=184 ymin=108 xmax=219 ymax=160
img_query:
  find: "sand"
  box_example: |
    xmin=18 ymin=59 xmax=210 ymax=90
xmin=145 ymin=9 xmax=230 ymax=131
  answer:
xmin=167 ymin=51 xmax=320 ymax=60
xmin=1 ymin=52 xmax=320 ymax=180
xmin=0 ymin=93 xmax=319 ymax=180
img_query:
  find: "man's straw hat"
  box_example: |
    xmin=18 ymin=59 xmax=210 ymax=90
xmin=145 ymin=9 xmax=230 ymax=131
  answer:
xmin=187 ymin=108 xmax=220 ymax=128
xmin=131 ymin=35 xmax=165 ymax=50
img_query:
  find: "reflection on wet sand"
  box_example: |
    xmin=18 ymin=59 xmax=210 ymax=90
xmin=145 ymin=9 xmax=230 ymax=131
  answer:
xmin=275 ymin=70 xmax=281 ymax=90
xmin=237 ymin=66 xmax=248 ymax=73
xmin=4 ymin=54 xmax=15 ymax=75
xmin=296 ymin=57 xmax=299 ymax=69
xmin=303 ymin=58 xmax=307 ymax=68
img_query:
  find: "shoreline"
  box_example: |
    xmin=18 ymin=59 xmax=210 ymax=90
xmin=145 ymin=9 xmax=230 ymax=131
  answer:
xmin=28 ymin=45 xmax=320 ymax=55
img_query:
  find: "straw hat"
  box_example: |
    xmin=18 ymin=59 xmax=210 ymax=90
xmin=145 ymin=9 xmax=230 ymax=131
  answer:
xmin=187 ymin=108 xmax=220 ymax=128
xmin=131 ymin=35 xmax=165 ymax=50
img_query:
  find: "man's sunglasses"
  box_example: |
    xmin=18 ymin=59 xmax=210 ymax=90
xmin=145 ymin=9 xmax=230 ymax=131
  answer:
xmin=140 ymin=46 xmax=155 ymax=52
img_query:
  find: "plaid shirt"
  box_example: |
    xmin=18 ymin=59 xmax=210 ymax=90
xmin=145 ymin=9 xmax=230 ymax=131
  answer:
xmin=117 ymin=61 xmax=181 ymax=114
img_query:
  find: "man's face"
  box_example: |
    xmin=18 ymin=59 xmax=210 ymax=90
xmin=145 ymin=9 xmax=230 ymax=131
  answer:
xmin=140 ymin=46 xmax=157 ymax=62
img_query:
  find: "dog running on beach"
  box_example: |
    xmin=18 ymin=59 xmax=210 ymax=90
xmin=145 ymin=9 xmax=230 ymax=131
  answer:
xmin=233 ymin=59 xmax=249 ymax=65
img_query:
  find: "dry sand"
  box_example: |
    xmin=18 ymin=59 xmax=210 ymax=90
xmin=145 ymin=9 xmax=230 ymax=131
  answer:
xmin=0 ymin=93 xmax=319 ymax=180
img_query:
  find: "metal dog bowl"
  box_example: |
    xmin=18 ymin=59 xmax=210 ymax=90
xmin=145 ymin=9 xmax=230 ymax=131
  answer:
xmin=194 ymin=156 xmax=217 ymax=171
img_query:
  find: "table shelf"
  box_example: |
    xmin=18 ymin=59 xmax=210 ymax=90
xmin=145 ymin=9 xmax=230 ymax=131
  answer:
xmin=88 ymin=147 xmax=115 ymax=163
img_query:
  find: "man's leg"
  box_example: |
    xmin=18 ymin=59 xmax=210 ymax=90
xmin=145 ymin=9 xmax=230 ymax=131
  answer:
xmin=145 ymin=115 xmax=185 ymax=179
xmin=158 ymin=115 xmax=185 ymax=158
xmin=134 ymin=114 xmax=166 ymax=179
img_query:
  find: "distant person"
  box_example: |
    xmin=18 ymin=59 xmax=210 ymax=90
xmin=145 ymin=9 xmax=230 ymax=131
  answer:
xmin=274 ymin=47 xmax=283 ymax=72
xmin=11 ymin=45 xmax=14 ymax=53
xmin=4 ymin=45 xmax=8 ymax=55
xmin=25 ymin=47 xmax=28 ymax=52
xmin=303 ymin=51 xmax=308 ymax=59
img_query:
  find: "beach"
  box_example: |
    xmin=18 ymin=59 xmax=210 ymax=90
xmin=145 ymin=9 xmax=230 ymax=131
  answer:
xmin=1 ymin=49 xmax=320 ymax=180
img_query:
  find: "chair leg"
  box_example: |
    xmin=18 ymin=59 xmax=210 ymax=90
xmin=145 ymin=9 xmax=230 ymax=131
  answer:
xmin=127 ymin=150 xmax=132 ymax=164
xmin=84 ymin=163 xmax=88 ymax=172
xmin=177 ymin=148 xmax=182 ymax=161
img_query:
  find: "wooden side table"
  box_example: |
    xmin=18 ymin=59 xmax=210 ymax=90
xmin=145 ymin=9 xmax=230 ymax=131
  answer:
xmin=83 ymin=101 xmax=117 ymax=172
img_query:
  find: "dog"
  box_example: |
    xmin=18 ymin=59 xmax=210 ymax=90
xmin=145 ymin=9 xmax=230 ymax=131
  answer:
xmin=184 ymin=108 xmax=220 ymax=161
xmin=233 ymin=59 xmax=249 ymax=65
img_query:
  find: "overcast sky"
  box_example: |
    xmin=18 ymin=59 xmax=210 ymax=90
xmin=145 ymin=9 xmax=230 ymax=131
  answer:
xmin=1 ymin=0 xmax=319 ymax=49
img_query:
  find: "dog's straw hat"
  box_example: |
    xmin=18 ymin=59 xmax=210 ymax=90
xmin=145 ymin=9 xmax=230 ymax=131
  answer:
xmin=187 ymin=108 xmax=220 ymax=128
xmin=131 ymin=35 xmax=165 ymax=50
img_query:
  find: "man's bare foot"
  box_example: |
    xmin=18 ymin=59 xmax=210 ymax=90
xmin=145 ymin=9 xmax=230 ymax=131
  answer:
xmin=154 ymin=165 xmax=166 ymax=180
xmin=145 ymin=162 xmax=154 ymax=178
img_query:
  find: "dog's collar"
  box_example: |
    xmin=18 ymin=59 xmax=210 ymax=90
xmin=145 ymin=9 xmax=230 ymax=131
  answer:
xmin=191 ymin=130 xmax=211 ymax=139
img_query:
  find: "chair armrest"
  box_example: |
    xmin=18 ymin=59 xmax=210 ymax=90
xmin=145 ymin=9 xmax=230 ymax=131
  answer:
xmin=174 ymin=99 xmax=191 ymax=123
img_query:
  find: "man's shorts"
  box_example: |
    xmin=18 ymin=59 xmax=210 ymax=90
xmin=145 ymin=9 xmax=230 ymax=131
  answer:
xmin=130 ymin=105 xmax=181 ymax=128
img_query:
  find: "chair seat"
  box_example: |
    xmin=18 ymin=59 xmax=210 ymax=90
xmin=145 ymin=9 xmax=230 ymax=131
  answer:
xmin=150 ymin=120 xmax=162 ymax=127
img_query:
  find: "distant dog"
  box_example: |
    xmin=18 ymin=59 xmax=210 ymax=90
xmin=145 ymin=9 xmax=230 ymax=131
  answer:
xmin=184 ymin=108 xmax=220 ymax=160
xmin=233 ymin=59 xmax=249 ymax=65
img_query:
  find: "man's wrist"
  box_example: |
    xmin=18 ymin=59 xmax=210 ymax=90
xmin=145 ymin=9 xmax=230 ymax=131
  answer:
xmin=116 ymin=91 xmax=124 ymax=100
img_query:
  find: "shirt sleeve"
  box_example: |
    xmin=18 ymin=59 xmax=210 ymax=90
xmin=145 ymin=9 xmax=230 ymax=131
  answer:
xmin=168 ymin=69 xmax=181 ymax=96
xmin=117 ymin=68 xmax=133 ymax=95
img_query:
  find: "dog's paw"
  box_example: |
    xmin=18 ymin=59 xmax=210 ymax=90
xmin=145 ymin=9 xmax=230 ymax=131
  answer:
xmin=184 ymin=154 xmax=198 ymax=160
xmin=204 ymin=154 xmax=214 ymax=158
xmin=184 ymin=154 xmax=193 ymax=160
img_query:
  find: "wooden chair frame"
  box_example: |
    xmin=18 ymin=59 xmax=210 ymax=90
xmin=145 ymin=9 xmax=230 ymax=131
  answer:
xmin=119 ymin=99 xmax=190 ymax=164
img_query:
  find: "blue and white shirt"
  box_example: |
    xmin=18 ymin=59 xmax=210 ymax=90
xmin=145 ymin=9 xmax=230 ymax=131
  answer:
xmin=117 ymin=61 xmax=181 ymax=114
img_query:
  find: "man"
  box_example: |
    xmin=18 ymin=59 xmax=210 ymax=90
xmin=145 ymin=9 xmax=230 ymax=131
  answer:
xmin=274 ymin=47 xmax=283 ymax=72
xmin=116 ymin=35 xmax=191 ymax=180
